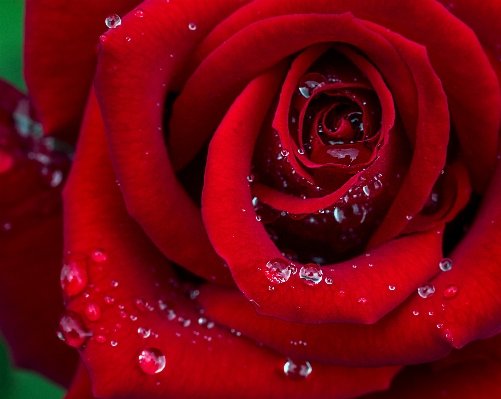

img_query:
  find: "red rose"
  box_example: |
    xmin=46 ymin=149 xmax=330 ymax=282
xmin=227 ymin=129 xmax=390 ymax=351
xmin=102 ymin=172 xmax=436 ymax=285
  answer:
xmin=2 ymin=0 xmax=501 ymax=397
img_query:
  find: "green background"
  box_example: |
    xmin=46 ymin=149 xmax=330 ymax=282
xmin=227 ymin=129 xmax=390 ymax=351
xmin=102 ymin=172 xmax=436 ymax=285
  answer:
xmin=1 ymin=1 xmax=66 ymax=397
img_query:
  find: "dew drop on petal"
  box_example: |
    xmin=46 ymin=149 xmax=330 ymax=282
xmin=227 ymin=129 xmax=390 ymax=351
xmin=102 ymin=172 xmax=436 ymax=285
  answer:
xmin=138 ymin=327 xmax=151 ymax=338
xmin=188 ymin=22 xmax=197 ymax=30
xmin=265 ymin=258 xmax=291 ymax=284
xmin=105 ymin=14 xmax=121 ymax=29
xmin=325 ymin=277 xmax=333 ymax=285
xmin=412 ymin=310 xmax=419 ymax=316
xmin=95 ymin=335 xmax=106 ymax=343
xmin=134 ymin=9 xmax=144 ymax=17
xmin=91 ymin=248 xmax=107 ymax=263
xmin=84 ymin=303 xmax=101 ymax=321
xmin=283 ymin=358 xmax=312 ymax=380
xmin=443 ymin=284 xmax=459 ymax=299
xmin=60 ymin=253 xmax=88 ymax=297
xmin=418 ymin=283 xmax=435 ymax=298
xmin=358 ymin=297 xmax=368 ymax=304
xmin=280 ymin=149 xmax=290 ymax=157
xmin=139 ymin=348 xmax=166 ymax=374
xmin=443 ymin=329 xmax=454 ymax=343
xmin=439 ymin=258 xmax=453 ymax=272
xmin=111 ymin=340 xmax=118 ymax=347
xmin=299 ymin=264 xmax=323 ymax=285
xmin=57 ymin=311 xmax=92 ymax=349
xmin=104 ymin=295 xmax=115 ymax=305
xmin=247 ymin=174 xmax=255 ymax=183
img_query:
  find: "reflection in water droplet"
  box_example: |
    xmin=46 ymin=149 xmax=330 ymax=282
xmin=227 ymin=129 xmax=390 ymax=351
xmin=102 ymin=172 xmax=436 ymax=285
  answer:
xmin=105 ymin=14 xmax=121 ymax=29
xmin=299 ymin=264 xmax=323 ymax=285
xmin=439 ymin=258 xmax=453 ymax=272
xmin=138 ymin=327 xmax=151 ymax=338
xmin=265 ymin=258 xmax=291 ymax=284
xmin=283 ymin=358 xmax=312 ymax=380
xmin=57 ymin=311 xmax=92 ymax=349
xmin=443 ymin=285 xmax=458 ymax=299
xmin=60 ymin=253 xmax=88 ymax=297
xmin=139 ymin=348 xmax=166 ymax=374
xmin=325 ymin=277 xmax=333 ymax=285
xmin=85 ymin=303 xmax=101 ymax=321
xmin=417 ymin=283 xmax=435 ymax=298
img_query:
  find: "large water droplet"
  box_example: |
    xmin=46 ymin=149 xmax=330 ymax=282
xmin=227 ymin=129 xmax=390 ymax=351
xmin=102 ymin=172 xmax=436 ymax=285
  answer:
xmin=417 ymin=283 xmax=435 ymax=298
xmin=265 ymin=258 xmax=291 ymax=284
xmin=299 ymin=264 xmax=323 ymax=285
xmin=84 ymin=303 xmax=101 ymax=321
xmin=283 ymin=358 xmax=312 ymax=380
xmin=105 ymin=14 xmax=121 ymax=29
xmin=57 ymin=311 xmax=92 ymax=349
xmin=443 ymin=284 xmax=458 ymax=299
xmin=439 ymin=258 xmax=452 ymax=272
xmin=60 ymin=253 xmax=88 ymax=297
xmin=139 ymin=348 xmax=166 ymax=374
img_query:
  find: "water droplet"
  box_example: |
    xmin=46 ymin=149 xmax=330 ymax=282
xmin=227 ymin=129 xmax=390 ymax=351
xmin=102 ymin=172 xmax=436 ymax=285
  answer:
xmin=111 ymin=280 xmax=119 ymax=288
xmin=297 ymin=148 xmax=305 ymax=155
xmin=91 ymin=248 xmax=107 ymax=263
xmin=125 ymin=36 xmax=131 ymax=42
xmin=268 ymin=286 xmax=275 ymax=291
xmin=247 ymin=174 xmax=255 ymax=182
xmin=443 ymin=329 xmax=454 ymax=343
xmin=389 ymin=285 xmax=396 ymax=291
xmin=157 ymin=300 xmax=176 ymax=320
xmin=418 ymin=283 xmax=435 ymax=298
xmin=105 ymin=14 xmax=121 ymax=29
xmin=283 ymin=359 xmax=312 ymax=380
xmin=299 ymin=264 xmax=323 ymax=285
xmin=2 ymin=222 xmax=12 ymax=231
xmin=60 ymin=253 xmax=88 ymax=297
xmin=406 ymin=215 xmax=413 ymax=221
xmin=412 ymin=310 xmax=419 ymax=316
xmin=188 ymin=22 xmax=197 ymax=30
xmin=104 ymin=295 xmax=115 ymax=305
xmin=57 ymin=311 xmax=92 ymax=349
xmin=265 ymin=258 xmax=291 ymax=284
xmin=134 ymin=9 xmax=144 ymax=17
xmin=84 ymin=303 xmax=101 ymax=321
xmin=111 ymin=340 xmax=118 ymax=347
xmin=358 ymin=297 xmax=368 ymax=304
xmin=439 ymin=258 xmax=453 ymax=272
xmin=325 ymin=277 xmax=333 ymax=285
xmin=338 ymin=290 xmax=346 ymax=297
xmin=138 ymin=327 xmax=151 ymax=338
xmin=281 ymin=149 xmax=289 ymax=157
xmin=428 ymin=311 xmax=434 ymax=316
xmin=437 ymin=323 xmax=444 ymax=329
xmin=95 ymin=334 xmax=106 ymax=343
xmin=256 ymin=215 xmax=262 ymax=222
xmin=139 ymin=348 xmax=166 ymax=374
xmin=443 ymin=284 xmax=458 ymax=299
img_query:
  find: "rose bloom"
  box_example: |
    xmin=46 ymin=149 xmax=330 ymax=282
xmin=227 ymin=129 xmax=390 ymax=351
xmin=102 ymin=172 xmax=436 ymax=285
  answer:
xmin=1 ymin=0 xmax=501 ymax=397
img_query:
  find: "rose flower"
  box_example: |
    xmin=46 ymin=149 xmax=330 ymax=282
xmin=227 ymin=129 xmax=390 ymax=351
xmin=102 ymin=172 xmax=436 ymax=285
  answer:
xmin=1 ymin=0 xmax=501 ymax=398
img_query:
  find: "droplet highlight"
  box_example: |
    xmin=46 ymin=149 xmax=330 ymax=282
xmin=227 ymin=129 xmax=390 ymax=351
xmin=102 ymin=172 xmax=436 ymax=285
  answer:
xmin=283 ymin=359 xmax=312 ymax=380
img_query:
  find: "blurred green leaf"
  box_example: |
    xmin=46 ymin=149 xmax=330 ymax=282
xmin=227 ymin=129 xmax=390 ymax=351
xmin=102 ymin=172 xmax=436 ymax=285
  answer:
xmin=0 ymin=336 xmax=65 ymax=399
xmin=0 ymin=0 xmax=25 ymax=90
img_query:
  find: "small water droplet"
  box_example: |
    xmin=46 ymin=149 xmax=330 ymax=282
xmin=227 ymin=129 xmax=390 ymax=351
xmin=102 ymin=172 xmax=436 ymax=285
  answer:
xmin=105 ymin=14 xmax=121 ymax=29
xmin=428 ymin=311 xmax=434 ymax=316
xmin=283 ymin=358 xmax=312 ymax=380
xmin=280 ymin=149 xmax=289 ymax=157
xmin=138 ymin=327 xmax=151 ymax=338
xmin=412 ymin=310 xmax=419 ymax=316
xmin=96 ymin=334 xmax=106 ymax=343
xmin=389 ymin=285 xmax=396 ymax=291
xmin=111 ymin=280 xmax=119 ymax=288
xmin=57 ymin=311 xmax=92 ymax=349
xmin=338 ymin=290 xmax=346 ymax=297
xmin=297 ymin=148 xmax=305 ymax=155
xmin=256 ymin=215 xmax=262 ymax=222
xmin=265 ymin=258 xmax=291 ymax=284
xmin=418 ymin=283 xmax=435 ymax=298
xmin=299 ymin=264 xmax=323 ymax=285
xmin=437 ymin=323 xmax=444 ymax=329
xmin=134 ymin=9 xmax=144 ymax=17
xmin=111 ymin=340 xmax=118 ymax=347
xmin=139 ymin=348 xmax=166 ymax=374
xmin=443 ymin=284 xmax=458 ymax=299
xmin=130 ymin=315 xmax=138 ymax=321
xmin=104 ymin=295 xmax=115 ymax=305
xmin=60 ymin=253 xmax=88 ymax=297
xmin=268 ymin=285 xmax=275 ymax=291
xmin=125 ymin=36 xmax=131 ymax=42
xmin=84 ymin=303 xmax=101 ymax=321
xmin=188 ymin=22 xmax=197 ymax=30
xmin=247 ymin=174 xmax=255 ymax=183
xmin=439 ymin=258 xmax=453 ymax=272
xmin=406 ymin=215 xmax=413 ymax=221
xmin=443 ymin=329 xmax=454 ymax=343
xmin=358 ymin=297 xmax=368 ymax=304
xmin=325 ymin=277 xmax=333 ymax=285
xmin=91 ymin=248 xmax=107 ymax=263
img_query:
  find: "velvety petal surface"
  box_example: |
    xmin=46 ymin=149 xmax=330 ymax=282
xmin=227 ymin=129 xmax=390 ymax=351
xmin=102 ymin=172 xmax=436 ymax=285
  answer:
xmin=24 ymin=0 xmax=141 ymax=142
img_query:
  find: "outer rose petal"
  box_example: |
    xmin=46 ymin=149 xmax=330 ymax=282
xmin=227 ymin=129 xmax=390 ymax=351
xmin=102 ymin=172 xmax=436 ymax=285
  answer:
xmin=0 ymin=80 xmax=78 ymax=386
xmin=24 ymin=0 xmax=141 ymax=142
xmin=63 ymin=91 xmax=400 ymax=399
xmin=94 ymin=0 xmax=257 ymax=285
xmin=64 ymin=362 xmax=96 ymax=399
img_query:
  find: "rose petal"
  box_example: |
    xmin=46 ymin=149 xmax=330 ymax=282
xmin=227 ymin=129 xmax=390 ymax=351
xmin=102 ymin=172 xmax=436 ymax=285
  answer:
xmin=64 ymin=86 xmax=400 ymax=399
xmin=64 ymin=362 xmax=96 ymax=399
xmin=24 ymin=0 xmax=141 ymax=141
xmin=93 ymin=0 xmax=260 ymax=285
